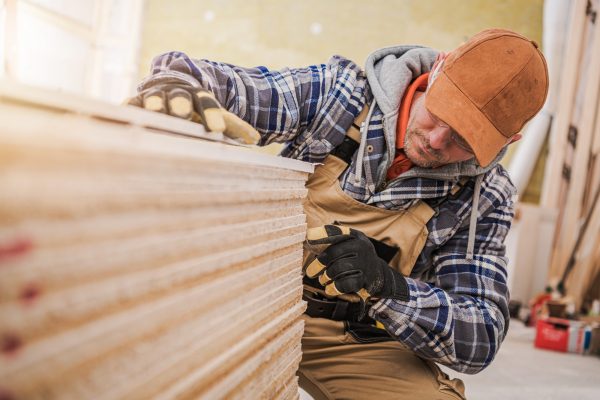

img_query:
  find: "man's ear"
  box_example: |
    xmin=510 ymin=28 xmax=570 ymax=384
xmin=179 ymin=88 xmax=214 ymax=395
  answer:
xmin=508 ymin=133 xmax=522 ymax=144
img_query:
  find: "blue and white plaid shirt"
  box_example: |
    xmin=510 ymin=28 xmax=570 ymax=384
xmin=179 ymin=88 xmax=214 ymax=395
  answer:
xmin=141 ymin=51 xmax=515 ymax=374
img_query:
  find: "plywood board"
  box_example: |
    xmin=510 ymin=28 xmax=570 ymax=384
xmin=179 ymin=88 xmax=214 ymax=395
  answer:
xmin=0 ymin=81 xmax=311 ymax=399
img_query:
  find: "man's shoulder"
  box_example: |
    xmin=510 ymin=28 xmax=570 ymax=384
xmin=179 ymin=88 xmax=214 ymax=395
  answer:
xmin=480 ymin=163 xmax=517 ymax=208
xmin=325 ymin=55 xmax=366 ymax=80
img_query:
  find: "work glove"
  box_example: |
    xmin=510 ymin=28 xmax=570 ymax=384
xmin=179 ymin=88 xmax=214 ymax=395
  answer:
xmin=126 ymin=82 xmax=261 ymax=145
xmin=305 ymin=224 xmax=410 ymax=304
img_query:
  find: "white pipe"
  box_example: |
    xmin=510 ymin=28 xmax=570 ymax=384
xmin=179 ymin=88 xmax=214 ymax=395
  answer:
xmin=507 ymin=0 xmax=572 ymax=194
xmin=508 ymin=112 xmax=552 ymax=193
xmin=542 ymin=0 xmax=572 ymax=115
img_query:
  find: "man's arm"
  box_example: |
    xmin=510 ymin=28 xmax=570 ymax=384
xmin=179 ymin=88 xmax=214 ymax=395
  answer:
xmin=138 ymin=52 xmax=367 ymax=158
xmin=369 ymin=168 xmax=515 ymax=374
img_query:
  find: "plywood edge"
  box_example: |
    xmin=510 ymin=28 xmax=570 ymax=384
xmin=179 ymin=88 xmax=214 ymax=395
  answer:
xmin=0 ymin=79 xmax=314 ymax=174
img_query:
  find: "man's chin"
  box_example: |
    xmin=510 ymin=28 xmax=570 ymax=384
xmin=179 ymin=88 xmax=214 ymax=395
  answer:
xmin=405 ymin=149 xmax=439 ymax=169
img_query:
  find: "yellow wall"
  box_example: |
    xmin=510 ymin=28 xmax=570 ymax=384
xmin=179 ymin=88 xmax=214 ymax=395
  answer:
xmin=139 ymin=0 xmax=543 ymax=75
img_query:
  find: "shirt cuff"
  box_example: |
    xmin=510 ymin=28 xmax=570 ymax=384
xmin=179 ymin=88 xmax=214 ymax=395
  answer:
xmin=368 ymin=277 xmax=445 ymax=336
xmin=138 ymin=71 xmax=201 ymax=91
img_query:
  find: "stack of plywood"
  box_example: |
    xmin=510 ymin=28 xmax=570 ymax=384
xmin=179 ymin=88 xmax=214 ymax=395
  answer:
xmin=0 ymin=80 xmax=312 ymax=399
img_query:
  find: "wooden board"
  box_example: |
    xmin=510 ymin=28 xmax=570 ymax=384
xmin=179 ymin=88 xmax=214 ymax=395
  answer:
xmin=540 ymin=0 xmax=588 ymax=208
xmin=0 ymin=81 xmax=311 ymax=399
xmin=548 ymin=3 xmax=600 ymax=282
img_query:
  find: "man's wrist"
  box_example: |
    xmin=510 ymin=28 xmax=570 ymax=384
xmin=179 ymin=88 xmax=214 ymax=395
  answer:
xmin=380 ymin=265 xmax=410 ymax=301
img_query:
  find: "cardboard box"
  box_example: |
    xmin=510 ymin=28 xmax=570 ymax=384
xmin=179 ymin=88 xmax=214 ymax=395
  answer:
xmin=588 ymin=326 xmax=600 ymax=356
xmin=577 ymin=316 xmax=600 ymax=356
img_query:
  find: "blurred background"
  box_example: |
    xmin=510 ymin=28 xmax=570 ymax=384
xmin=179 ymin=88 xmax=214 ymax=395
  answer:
xmin=1 ymin=1 xmax=599 ymax=399
xmin=0 ymin=0 xmax=543 ymax=102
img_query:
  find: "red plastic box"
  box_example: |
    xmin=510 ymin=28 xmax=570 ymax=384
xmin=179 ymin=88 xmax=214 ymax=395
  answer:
xmin=534 ymin=318 xmax=570 ymax=352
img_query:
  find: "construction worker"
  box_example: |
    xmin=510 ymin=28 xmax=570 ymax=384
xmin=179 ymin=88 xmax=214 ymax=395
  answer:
xmin=129 ymin=28 xmax=548 ymax=399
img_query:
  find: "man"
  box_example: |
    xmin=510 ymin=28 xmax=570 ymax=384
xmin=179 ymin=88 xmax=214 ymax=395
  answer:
xmin=130 ymin=28 xmax=548 ymax=399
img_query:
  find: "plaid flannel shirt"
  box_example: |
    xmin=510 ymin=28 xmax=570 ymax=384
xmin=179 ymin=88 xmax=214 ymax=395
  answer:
xmin=141 ymin=51 xmax=515 ymax=374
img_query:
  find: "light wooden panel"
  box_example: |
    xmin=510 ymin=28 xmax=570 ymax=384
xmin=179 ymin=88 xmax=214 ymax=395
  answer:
xmin=0 ymin=80 xmax=312 ymax=399
xmin=548 ymin=3 xmax=600 ymax=283
xmin=540 ymin=0 xmax=588 ymax=209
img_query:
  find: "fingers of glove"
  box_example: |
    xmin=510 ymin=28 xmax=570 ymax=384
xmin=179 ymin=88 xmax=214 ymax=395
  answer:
xmin=306 ymin=224 xmax=354 ymax=246
xmin=324 ymin=269 xmax=364 ymax=296
xmin=324 ymin=281 xmax=344 ymax=297
xmin=142 ymin=88 xmax=168 ymax=114
xmin=221 ymin=110 xmax=261 ymax=144
xmin=193 ymin=90 xmax=226 ymax=132
xmin=318 ymin=269 xmax=333 ymax=286
xmin=305 ymin=257 xmax=327 ymax=278
xmin=125 ymin=95 xmax=143 ymax=108
xmin=305 ymin=239 xmax=357 ymax=278
xmin=167 ymin=88 xmax=194 ymax=119
xmin=324 ymin=280 xmax=371 ymax=300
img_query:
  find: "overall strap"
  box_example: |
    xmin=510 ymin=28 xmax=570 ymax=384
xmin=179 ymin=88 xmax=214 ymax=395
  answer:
xmin=330 ymin=105 xmax=370 ymax=164
xmin=411 ymin=201 xmax=436 ymax=225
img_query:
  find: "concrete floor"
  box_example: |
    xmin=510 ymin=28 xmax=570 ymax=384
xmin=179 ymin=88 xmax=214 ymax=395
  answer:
xmin=444 ymin=320 xmax=600 ymax=400
xmin=299 ymin=320 xmax=600 ymax=399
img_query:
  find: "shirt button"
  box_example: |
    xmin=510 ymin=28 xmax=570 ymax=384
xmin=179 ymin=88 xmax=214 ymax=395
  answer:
xmin=366 ymin=144 xmax=374 ymax=153
xmin=379 ymin=312 xmax=389 ymax=320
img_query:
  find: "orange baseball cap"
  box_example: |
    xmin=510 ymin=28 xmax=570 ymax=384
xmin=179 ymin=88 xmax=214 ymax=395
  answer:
xmin=426 ymin=28 xmax=549 ymax=167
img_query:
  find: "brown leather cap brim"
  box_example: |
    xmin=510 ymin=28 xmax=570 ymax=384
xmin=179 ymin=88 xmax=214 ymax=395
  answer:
xmin=426 ymin=72 xmax=509 ymax=167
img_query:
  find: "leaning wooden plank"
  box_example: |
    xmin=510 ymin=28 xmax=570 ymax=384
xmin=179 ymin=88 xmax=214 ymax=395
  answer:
xmin=541 ymin=0 xmax=588 ymax=208
xmin=548 ymin=8 xmax=600 ymax=282
xmin=584 ymin=100 xmax=600 ymax=212
xmin=545 ymin=7 xmax=596 ymax=266
xmin=564 ymin=188 xmax=600 ymax=309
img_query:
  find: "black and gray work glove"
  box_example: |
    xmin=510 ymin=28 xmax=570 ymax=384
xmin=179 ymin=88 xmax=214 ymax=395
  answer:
xmin=126 ymin=82 xmax=260 ymax=145
xmin=305 ymin=224 xmax=410 ymax=303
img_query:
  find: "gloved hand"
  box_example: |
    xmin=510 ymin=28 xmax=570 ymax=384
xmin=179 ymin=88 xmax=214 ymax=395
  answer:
xmin=305 ymin=224 xmax=409 ymax=303
xmin=126 ymin=82 xmax=261 ymax=145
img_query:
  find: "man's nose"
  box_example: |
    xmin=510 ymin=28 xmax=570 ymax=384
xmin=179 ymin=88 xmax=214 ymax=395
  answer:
xmin=428 ymin=126 xmax=453 ymax=149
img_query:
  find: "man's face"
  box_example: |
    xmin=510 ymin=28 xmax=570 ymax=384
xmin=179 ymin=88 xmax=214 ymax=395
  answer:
xmin=404 ymin=92 xmax=475 ymax=168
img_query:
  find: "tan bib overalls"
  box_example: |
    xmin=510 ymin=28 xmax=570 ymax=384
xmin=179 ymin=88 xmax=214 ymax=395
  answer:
xmin=298 ymin=107 xmax=466 ymax=400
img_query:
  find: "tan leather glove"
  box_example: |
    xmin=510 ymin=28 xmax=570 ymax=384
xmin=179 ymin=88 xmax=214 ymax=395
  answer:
xmin=127 ymin=83 xmax=260 ymax=145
